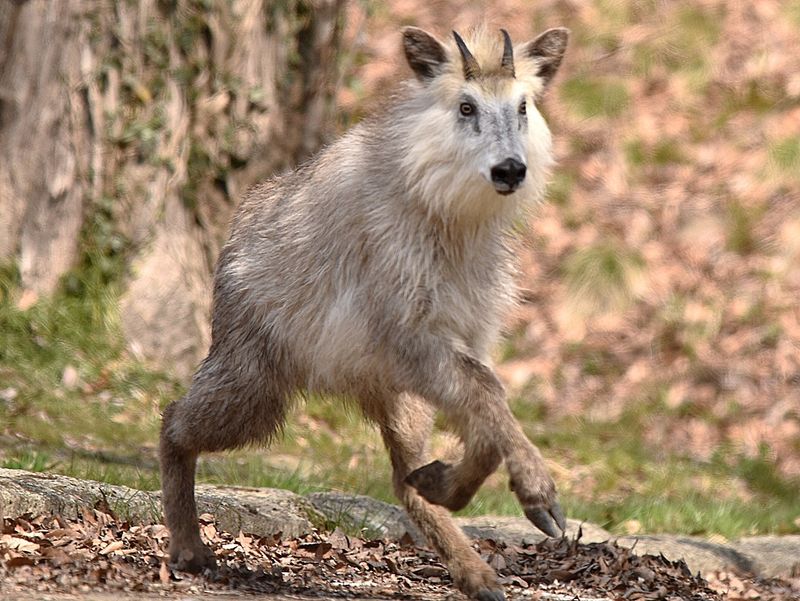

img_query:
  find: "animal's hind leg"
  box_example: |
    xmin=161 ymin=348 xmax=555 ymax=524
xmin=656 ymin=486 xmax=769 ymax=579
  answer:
xmin=365 ymin=394 xmax=504 ymax=601
xmin=160 ymin=348 xmax=288 ymax=572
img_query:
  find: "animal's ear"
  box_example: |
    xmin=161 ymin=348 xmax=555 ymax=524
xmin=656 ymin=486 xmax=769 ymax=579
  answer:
xmin=521 ymin=27 xmax=569 ymax=87
xmin=402 ymin=27 xmax=448 ymax=81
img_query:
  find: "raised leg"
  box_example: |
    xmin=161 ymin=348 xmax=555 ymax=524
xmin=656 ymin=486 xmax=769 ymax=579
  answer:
xmin=404 ymin=409 xmax=502 ymax=512
xmin=362 ymin=393 xmax=505 ymax=601
xmin=388 ymin=334 xmax=566 ymax=537
xmin=160 ymin=346 xmax=289 ymax=572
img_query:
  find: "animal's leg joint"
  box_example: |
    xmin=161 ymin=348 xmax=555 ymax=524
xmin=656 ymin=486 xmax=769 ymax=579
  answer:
xmin=404 ymin=459 xmax=473 ymax=511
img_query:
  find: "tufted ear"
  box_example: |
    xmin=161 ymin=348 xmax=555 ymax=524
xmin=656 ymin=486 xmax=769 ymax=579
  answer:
xmin=521 ymin=27 xmax=569 ymax=87
xmin=402 ymin=27 xmax=448 ymax=81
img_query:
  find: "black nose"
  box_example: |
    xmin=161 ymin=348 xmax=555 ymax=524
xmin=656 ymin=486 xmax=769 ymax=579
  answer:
xmin=490 ymin=158 xmax=527 ymax=193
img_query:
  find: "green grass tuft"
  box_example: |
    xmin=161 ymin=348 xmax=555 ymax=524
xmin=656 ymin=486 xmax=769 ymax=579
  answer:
xmin=0 ymin=250 xmax=182 ymax=488
xmin=561 ymin=76 xmax=630 ymax=119
xmin=769 ymin=136 xmax=800 ymax=173
xmin=725 ymin=199 xmax=762 ymax=255
xmin=562 ymin=241 xmax=645 ymax=314
xmin=787 ymin=0 xmax=800 ymax=26
xmin=626 ymin=138 xmax=687 ymax=170
xmin=632 ymin=5 xmax=721 ymax=78
xmin=1 ymin=450 xmax=57 ymax=473
xmin=734 ymin=447 xmax=800 ymax=503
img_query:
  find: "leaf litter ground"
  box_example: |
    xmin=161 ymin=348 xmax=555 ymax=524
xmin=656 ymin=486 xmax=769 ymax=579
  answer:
xmin=1 ymin=509 xmax=798 ymax=600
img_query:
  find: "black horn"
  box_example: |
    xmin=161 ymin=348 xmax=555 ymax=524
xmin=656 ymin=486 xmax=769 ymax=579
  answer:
xmin=500 ymin=29 xmax=514 ymax=77
xmin=453 ymin=31 xmax=481 ymax=80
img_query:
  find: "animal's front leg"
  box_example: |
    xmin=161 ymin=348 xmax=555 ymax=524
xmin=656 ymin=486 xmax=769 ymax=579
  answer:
xmin=364 ymin=393 xmax=505 ymax=601
xmin=505 ymin=439 xmax=566 ymax=537
xmin=407 ymin=403 xmax=566 ymax=537
xmin=404 ymin=443 xmax=501 ymax=512
xmin=389 ymin=333 xmax=566 ymax=536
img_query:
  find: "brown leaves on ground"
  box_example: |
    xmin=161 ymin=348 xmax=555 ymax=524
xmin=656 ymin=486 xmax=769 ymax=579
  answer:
xmin=2 ymin=510 xmax=798 ymax=600
xmin=340 ymin=0 xmax=800 ymax=480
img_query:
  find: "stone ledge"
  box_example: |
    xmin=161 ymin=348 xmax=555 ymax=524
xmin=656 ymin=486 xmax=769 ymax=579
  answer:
xmin=2 ymin=468 xmax=798 ymax=579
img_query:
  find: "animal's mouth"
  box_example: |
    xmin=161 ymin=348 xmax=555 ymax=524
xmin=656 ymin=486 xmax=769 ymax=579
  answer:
xmin=493 ymin=183 xmax=519 ymax=196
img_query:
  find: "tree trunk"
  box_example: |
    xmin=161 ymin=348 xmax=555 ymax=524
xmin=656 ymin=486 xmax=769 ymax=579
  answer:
xmin=0 ymin=0 xmax=346 ymax=377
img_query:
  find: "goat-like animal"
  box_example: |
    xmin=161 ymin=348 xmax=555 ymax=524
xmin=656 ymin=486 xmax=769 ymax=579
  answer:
xmin=160 ymin=25 xmax=570 ymax=601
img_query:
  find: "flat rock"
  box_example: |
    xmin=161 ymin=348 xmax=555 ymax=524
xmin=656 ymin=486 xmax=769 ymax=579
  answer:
xmin=0 ymin=468 xmax=161 ymax=523
xmin=456 ymin=515 xmax=612 ymax=546
xmin=615 ymin=534 xmax=756 ymax=576
xmin=0 ymin=468 xmax=318 ymax=539
xmin=615 ymin=534 xmax=800 ymax=578
xmin=192 ymin=484 xmax=319 ymax=539
xmin=306 ymin=494 xmax=612 ymax=548
xmin=730 ymin=535 xmax=800 ymax=578
xmin=306 ymin=491 xmax=422 ymax=542
xmin=307 ymin=495 xmax=800 ymax=580
xmin=3 ymin=469 xmax=799 ymax=582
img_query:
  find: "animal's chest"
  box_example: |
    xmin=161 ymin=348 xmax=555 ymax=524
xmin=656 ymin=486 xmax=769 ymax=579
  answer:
xmin=423 ymin=261 xmax=510 ymax=356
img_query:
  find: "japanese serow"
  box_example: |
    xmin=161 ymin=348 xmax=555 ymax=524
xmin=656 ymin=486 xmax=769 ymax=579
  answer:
xmin=161 ymin=25 xmax=570 ymax=601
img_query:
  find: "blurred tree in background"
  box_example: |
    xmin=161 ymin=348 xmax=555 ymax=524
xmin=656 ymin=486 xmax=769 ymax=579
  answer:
xmin=0 ymin=0 xmax=345 ymax=376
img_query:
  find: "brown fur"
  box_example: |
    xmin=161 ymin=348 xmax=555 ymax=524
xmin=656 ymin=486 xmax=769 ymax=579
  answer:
xmin=160 ymin=25 xmax=569 ymax=600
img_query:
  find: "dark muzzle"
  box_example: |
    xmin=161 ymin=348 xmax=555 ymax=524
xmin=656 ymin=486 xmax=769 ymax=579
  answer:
xmin=490 ymin=158 xmax=526 ymax=194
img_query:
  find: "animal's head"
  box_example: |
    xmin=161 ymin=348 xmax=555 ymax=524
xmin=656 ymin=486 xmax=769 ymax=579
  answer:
xmin=396 ymin=26 xmax=569 ymax=220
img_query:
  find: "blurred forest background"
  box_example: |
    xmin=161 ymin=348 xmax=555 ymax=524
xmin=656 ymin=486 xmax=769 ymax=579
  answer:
xmin=1 ymin=0 xmax=798 ymax=538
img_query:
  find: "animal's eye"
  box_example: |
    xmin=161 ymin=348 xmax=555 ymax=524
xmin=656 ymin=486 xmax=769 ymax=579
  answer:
xmin=519 ymin=101 xmax=527 ymax=115
xmin=459 ymin=102 xmax=475 ymax=116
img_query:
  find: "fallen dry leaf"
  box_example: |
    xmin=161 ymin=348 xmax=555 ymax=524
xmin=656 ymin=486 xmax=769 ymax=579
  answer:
xmin=1 ymin=534 xmax=40 ymax=553
xmin=4 ymin=510 xmax=797 ymax=600
xmin=98 ymin=540 xmax=124 ymax=556
xmin=159 ymin=561 xmax=170 ymax=584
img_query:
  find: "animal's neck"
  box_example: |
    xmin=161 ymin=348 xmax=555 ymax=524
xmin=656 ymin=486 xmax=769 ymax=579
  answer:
xmin=407 ymin=195 xmax=515 ymax=269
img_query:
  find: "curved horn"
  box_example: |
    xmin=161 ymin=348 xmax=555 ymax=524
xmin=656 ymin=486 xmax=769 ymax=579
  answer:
xmin=500 ymin=29 xmax=514 ymax=77
xmin=452 ymin=31 xmax=481 ymax=80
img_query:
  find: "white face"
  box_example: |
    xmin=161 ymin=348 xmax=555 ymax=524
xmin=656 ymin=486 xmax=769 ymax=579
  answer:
xmin=453 ymin=81 xmax=542 ymax=196
xmin=397 ymin=83 xmax=554 ymax=220
xmin=399 ymin=26 xmax=568 ymax=219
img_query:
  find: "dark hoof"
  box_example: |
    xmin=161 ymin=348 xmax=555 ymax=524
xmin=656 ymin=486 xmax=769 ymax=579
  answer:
xmin=405 ymin=460 xmax=452 ymax=504
xmin=524 ymin=501 xmax=567 ymax=538
xmin=170 ymin=546 xmax=217 ymax=574
xmin=476 ymin=588 xmax=506 ymax=601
